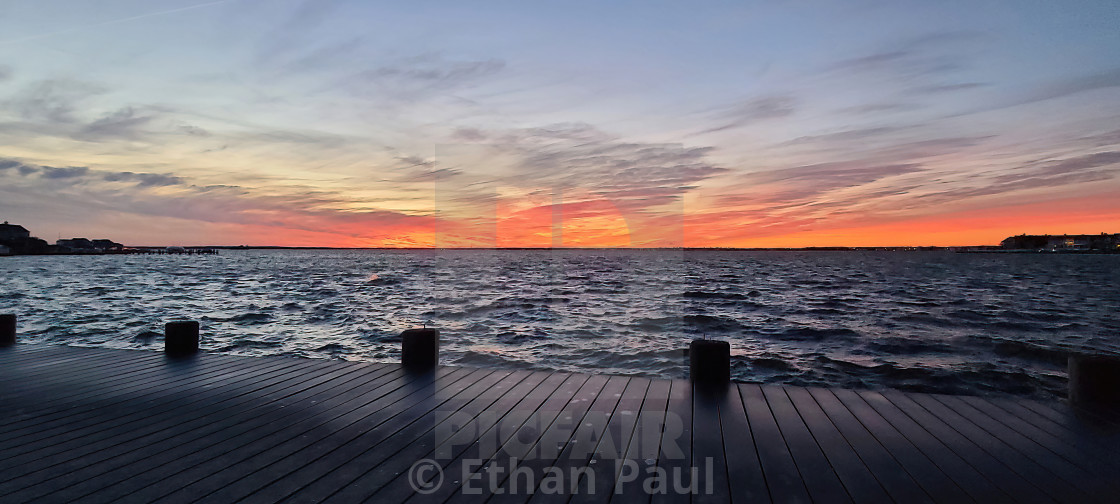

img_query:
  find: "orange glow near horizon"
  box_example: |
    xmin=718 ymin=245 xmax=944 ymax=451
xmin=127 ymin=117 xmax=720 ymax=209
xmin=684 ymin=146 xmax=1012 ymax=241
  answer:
xmin=686 ymin=193 xmax=1120 ymax=248
xmin=158 ymin=191 xmax=1118 ymax=249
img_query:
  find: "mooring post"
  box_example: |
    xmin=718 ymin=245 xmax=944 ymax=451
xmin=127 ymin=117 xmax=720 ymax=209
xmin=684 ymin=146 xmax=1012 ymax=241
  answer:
xmin=165 ymin=320 xmax=200 ymax=357
xmin=0 ymin=314 xmax=15 ymax=347
xmin=401 ymin=328 xmax=439 ymax=372
xmin=1069 ymin=354 xmax=1120 ymax=407
xmin=690 ymin=339 xmax=730 ymax=386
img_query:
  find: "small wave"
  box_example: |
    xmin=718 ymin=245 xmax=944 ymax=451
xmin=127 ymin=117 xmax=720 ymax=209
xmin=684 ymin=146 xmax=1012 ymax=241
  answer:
xmin=453 ymin=350 xmax=524 ymax=368
xmin=215 ymin=340 xmax=283 ymax=351
xmin=866 ymin=337 xmax=954 ymax=355
xmin=751 ymin=357 xmax=796 ymax=371
xmin=947 ymin=309 xmax=991 ymax=322
xmin=132 ymin=330 xmax=160 ymax=343
xmin=990 ymin=339 xmax=1068 ymax=365
xmin=366 ymin=274 xmax=401 ymax=286
xmin=895 ymin=300 xmax=940 ymax=307
xmin=682 ymin=291 xmax=748 ymax=300
xmin=683 ymin=314 xmax=745 ymax=333
xmin=366 ymin=332 xmax=401 ymax=343
xmin=314 ymin=343 xmax=351 ymax=353
xmin=225 ymin=312 xmax=273 ymax=324
xmin=770 ymin=327 xmax=860 ymax=341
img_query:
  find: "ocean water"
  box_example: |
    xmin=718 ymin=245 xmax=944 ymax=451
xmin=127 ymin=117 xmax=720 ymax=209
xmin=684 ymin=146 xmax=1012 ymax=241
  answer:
xmin=2 ymin=249 xmax=1117 ymax=400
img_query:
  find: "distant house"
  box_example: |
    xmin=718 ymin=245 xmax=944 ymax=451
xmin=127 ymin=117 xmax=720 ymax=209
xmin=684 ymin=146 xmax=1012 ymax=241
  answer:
xmin=0 ymin=223 xmax=50 ymax=254
xmin=57 ymin=238 xmax=94 ymax=251
xmin=0 ymin=222 xmax=30 ymax=241
xmin=1001 ymin=233 xmax=1120 ymax=251
xmin=56 ymin=237 xmax=124 ymax=253
xmin=0 ymin=244 xmax=10 ymax=255
xmin=91 ymin=239 xmax=124 ymax=251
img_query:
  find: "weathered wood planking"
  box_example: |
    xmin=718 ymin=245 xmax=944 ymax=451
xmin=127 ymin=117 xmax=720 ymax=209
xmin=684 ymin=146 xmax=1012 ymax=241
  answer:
xmin=1 ymin=344 xmax=1117 ymax=503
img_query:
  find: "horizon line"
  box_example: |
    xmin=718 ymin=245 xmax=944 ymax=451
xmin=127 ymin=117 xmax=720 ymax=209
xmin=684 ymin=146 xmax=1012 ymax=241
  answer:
xmin=123 ymin=245 xmax=997 ymax=250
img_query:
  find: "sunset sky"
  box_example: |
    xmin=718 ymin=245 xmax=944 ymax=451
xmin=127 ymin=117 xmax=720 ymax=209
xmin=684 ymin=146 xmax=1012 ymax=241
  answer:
xmin=1 ymin=0 xmax=1118 ymax=247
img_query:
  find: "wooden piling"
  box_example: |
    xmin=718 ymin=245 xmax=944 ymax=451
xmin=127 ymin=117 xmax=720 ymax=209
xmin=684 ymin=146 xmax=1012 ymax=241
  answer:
xmin=1069 ymin=354 xmax=1120 ymax=407
xmin=690 ymin=338 xmax=730 ymax=386
xmin=165 ymin=320 xmax=200 ymax=357
xmin=401 ymin=328 xmax=439 ymax=371
xmin=0 ymin=314 xmax=14 ymax=347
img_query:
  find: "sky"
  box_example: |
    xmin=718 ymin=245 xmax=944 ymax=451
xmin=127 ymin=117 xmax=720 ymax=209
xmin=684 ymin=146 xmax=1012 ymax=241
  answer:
xmin=1 ymin=0 xmax=1118 ymax=247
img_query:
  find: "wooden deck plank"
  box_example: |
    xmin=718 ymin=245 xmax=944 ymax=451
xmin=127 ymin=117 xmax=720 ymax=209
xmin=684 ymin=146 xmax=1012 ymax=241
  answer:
xmin=782 ymin=387 xmax=892 ymax=504
xmin=518 ymin=377 xmax=641 ymax=504
xmin=0 ymin=345 xmax=60 ymax=362
xmin=599 ymin=378 xmax=671 ymax=501
xmin=394 ymin=373 xmax=591 ymax=504
xmin=0 ymin=352 xmax=293 ymax=430
xmin=930 ymin=394 xmax=1120 ymax=496
xmin=855 ymin=390 xmax=1014 ymax=503
xmin=826 ymin=388 xmax=966 ymax=503
xmin=0 ymin=359 xmax=370 ymax=501
xmin=565 ymin=377 xmax=651 ymax=504
xmin=647 ymin=379 xmax=695 ymax=504
xmin=235 ymin=368 xmax=506 ymax=504
xmin=0 ymin=345 xmax=1117 ymax=504
xmin=323 ymin=370 xmax=553 ymax=503
xmin=442 ymin=374 xmax=613 ymax=504
xmin=1003 ymin=397 xmax=1120 ymax=440
xmin=0 ymin=350 xmax=170 ymax=404
xmin=1012 ymin=397 xmax=1120 ymax=432
xmin=873 ymin=389 xmax=1055 ymax=504
xmin=0 ymin=356 xmax=313 ymax=457
xmin=0 ymin=347 xmax=133 ymax=377
xmin=284 ymin=368 xmax=520 ymax=503
xmin=482 ymin=375 xmax=631 ymax=504
xmin=715 ymin=381 xmax=770 ymax=504
xmin=372 ymin=372 xmax=578 ymax=504
xmin=130 ymin=367 xmax=493 ymax=504
xmin=761 ymin=386 xmax=852 ymax=504
xmin=894 ymin=391 xmax=1095 ymax=504
xmin=807 ymin=387 xmax=931 ymax=504
xmin=0 ymin=357 xmax=302 ymax=465
xmin=0 ymin=352 xmax=184 ymax=401
xmin=971 ymin=396 xmax=1120 ymax=473
xmin=105 ymin=368 xmax=466 ymax=504
xmin=0 ymin=346 xmax=120 ymax=371
xmin=690 ymin=385 xmax=732 ymax=504
xmin=738 ymin=384 xmax=812 ymax=504
xmin=36 ymin=364 xmax=404 ymax=503
xmin=0 ymin=352 xmax=282 ymax=430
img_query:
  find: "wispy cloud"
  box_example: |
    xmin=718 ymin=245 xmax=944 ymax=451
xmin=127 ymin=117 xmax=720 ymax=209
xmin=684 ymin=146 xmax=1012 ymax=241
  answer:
xmin=701 ymin=95 xmax=796 ymax=134
xmin=75 ymin=107 xmax=156 ymax=141
xmin=5 ymin=79 xmax=105 ymax=124
xmin=827 ymin=31 xmax=983 ymax=79
xmin=338 ymin=54 xmax=506 ymax=101
xmin=911 ymin=151 xmax=1120 ymax=203
xmin=0 ymin=156 xmax=434 ymax=244
xmin=1026 ymin=67 xmax=1120 ymax=103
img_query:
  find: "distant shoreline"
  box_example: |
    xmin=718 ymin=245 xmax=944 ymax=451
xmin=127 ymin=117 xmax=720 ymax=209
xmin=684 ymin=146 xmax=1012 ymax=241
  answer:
xmin=8 ymin=245 xmax=1119 ymax=255
xmin=127 ymin=245 xmax=975 ymax=251
xmin=125 ymin=245 xmax=1114 ymax=253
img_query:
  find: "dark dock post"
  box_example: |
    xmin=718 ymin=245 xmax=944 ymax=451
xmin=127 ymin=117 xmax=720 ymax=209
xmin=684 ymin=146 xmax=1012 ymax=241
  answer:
xmin=401 ymin=328 xmax=439 ymax=372
xmin=165 ymin=321 xmax=200 ymax=357
xmin=1069 ymin=354 xmax=1120 ymax=407
xmin=0 ymin=314 xmax=15 ymax=347
xmin=690 ymin=339 xmax=730 ymax=386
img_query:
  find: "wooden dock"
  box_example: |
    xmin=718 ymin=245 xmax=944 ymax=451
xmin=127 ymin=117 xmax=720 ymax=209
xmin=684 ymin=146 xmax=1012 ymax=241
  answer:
xmin=1 ymin=344 xmax=1118 ymax=503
